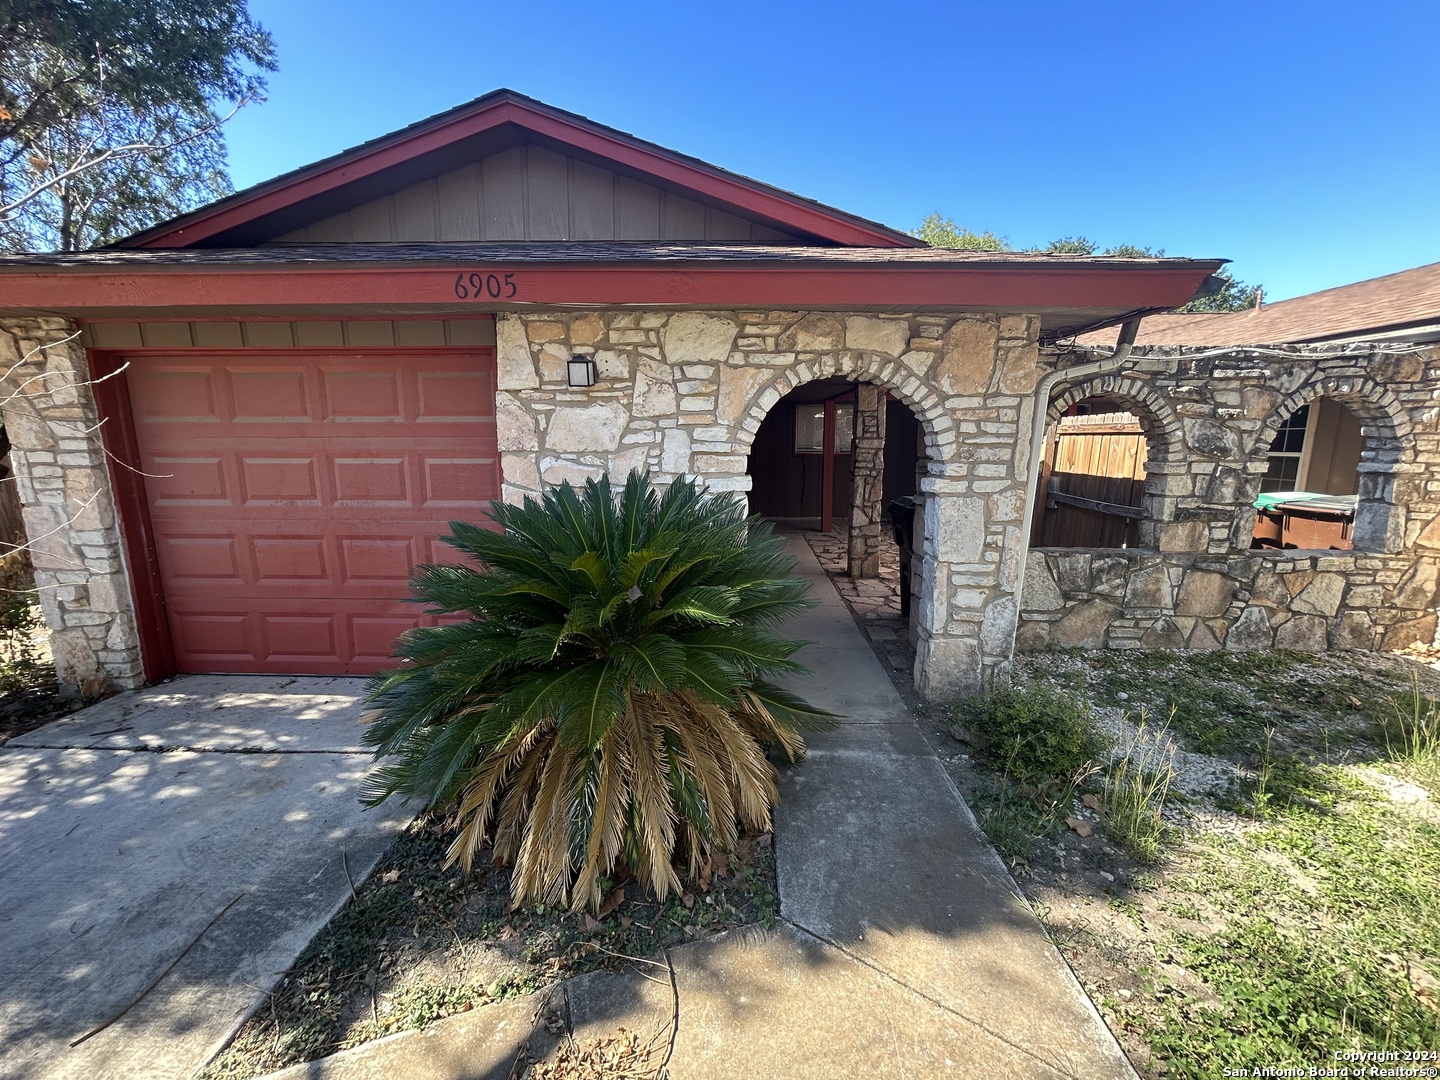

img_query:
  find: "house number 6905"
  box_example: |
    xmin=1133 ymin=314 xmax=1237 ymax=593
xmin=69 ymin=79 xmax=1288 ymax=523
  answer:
xmin=453 ymin=272 xmax=518 ymax=300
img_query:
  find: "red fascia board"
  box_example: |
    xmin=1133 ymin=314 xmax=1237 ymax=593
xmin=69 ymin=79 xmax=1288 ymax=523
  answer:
xmin=126 ymin=100 xmax=911 ymax=250
xmin=0 ymin=263 xmax=1218 ymax=313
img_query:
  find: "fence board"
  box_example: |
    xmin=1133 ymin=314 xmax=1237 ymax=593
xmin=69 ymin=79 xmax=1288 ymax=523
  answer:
xmin=1037 ymin=413 xmax=1147 ymax=547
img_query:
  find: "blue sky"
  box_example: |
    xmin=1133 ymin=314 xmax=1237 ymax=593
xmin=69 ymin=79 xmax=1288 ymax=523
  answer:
xmin=223 ymin=0 xmax=1439 ymax=302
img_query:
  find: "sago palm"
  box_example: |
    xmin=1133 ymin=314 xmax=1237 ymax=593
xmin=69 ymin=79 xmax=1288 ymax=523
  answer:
xmin=361 ymin=471 xmax=833 ymax=912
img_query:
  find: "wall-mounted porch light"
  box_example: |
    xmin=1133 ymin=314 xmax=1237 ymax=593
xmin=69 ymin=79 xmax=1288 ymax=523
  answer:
xmin=568 ymin=348 xmax=598 ymax=388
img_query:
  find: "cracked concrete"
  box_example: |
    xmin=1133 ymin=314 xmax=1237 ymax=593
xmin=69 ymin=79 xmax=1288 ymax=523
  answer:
xmin=0 ymin=677 xmax=411 ymax=1080
xmin=259 ymin=536 xmax=1135 ymax=1079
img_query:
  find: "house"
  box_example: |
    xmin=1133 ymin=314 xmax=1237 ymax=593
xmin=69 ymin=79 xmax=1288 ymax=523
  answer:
xmin=11 ymin=88 xmax=1396 ymax=700
xmin=1016 ymin=265 xmax=1440 ymax=655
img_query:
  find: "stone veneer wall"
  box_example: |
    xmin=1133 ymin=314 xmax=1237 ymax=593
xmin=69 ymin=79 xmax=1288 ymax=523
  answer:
xmin=494 ymin=309 xmax=1045 ymax=696
xmin=1019 ymin=548 xmax=1439 ymax=653
xmin=1018 ymin=343 xmax=1440 ymax=655
xmin=0 ymin=317 xmax=143 ymax=693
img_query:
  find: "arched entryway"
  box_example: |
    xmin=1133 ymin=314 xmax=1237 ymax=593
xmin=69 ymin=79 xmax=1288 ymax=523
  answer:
xmin=743 ymin=375 xmax=929 ymax=682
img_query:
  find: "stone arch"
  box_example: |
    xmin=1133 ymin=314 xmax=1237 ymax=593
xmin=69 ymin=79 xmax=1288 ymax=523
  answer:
xmin=729 ymin=351 xmax=955 ymax=467
xmin=725 ymin=350 xmax=965 ymax=698
xmin=1042 ymin=373 xmax=1186 ymax=549
xmin=1249 ymin=374 xmax=1414 ymax=553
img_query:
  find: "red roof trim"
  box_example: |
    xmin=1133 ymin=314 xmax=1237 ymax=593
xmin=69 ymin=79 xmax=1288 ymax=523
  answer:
xmin=0 ymin=262 xmax=1214 ymax=315
xmin=121 ymin=93 xmax=917 ymax=250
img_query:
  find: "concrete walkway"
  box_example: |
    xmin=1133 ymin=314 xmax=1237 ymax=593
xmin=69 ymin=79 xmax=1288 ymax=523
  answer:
xmin=267 ymin=537 xmax=1134 ymax=1079
xmin=0 ymin=677 xmax=411 ymax=1080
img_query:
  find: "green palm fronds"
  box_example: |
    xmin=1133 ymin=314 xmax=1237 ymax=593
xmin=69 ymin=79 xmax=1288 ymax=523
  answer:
xmin=361 ymin=471 xmax=833 ymax=912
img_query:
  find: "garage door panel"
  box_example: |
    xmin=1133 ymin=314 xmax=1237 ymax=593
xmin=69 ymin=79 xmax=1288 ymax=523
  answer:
xmin=321 ymin=369 xmax=404 ymax=421
xmin=131 ymin=350 xmax=498 ymax=675
xmin=147 ymin=458 xmax=230 ymax=504
xmin=331 ymin=457 xmax=411 ymax=505
xmin=229 ymin=368 xmax=311 ymax=421
xmin=130 ymin=367 xmax=221 ymax=422
xmin=240 ymin=457 xmax=323 ymax=505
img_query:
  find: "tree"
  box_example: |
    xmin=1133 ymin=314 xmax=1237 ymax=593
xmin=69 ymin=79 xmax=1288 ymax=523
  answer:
xmin=1180 ymin=267 xmax=1262 ymax=312
xmin=360 ymin=473 xmax=834 ymax=912
xmin=914 ymin=215 xmax=1264 ymax=313
xmin=911 ymin=212 xmax=1010 ymax=252
xmin=0 ymin=1 xmax=276 ymax=251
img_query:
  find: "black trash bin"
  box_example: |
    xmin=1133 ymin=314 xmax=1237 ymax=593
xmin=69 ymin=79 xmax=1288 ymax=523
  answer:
xmin=888 ymin=496 xmax=917 ymax=619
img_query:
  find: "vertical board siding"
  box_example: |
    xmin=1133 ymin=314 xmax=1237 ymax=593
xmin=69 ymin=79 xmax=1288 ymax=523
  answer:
xmin=481 ymin=147 xmax=527 ymax=240
xmin=393 ymin=179 xmax=439 ymax=241
xmin=272 ymin=143 xmax=807 ymax=244
xmin=525 ymin=146 xmax=570 ymax=240
xmin=1039 ymin=413 xmax=1147 ymax=548
xmin=569 ymin=159 xmax=615 ymax=240
xmin=436 ymin=163 xmax=481 ymax=240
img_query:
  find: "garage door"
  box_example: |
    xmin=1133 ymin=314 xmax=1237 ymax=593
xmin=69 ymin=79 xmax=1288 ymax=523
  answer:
xmin=127 ymin=351 xmax=498 ymax=675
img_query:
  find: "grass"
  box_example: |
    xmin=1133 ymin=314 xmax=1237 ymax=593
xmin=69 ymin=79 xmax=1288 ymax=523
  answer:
xmin=201 ymin=816 xmax=778 ymax=1079
xmin=952 ymin=650 xmax=1440 ymax=1079
xmin=1099 ymin=717 xmax=1175 ymax=862
xmin=1145 ymin=761 xmax=1440 ymax=1076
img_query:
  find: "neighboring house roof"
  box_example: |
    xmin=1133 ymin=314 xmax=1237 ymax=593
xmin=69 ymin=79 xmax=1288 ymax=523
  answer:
xmin=1076 ymin=260 xmax=1440 ymax=347
xmin=114 ymin=89 xmax=921 ymax=250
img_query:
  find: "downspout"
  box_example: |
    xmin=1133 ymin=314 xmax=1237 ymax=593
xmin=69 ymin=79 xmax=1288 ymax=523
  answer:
xmin=1009 ymin=317 xmax=1142 ymax=653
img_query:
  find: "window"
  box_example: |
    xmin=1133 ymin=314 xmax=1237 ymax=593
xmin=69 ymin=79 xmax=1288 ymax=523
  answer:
xmin=1261 ymin=404 xmax=1309 ymax=493
xmin=794 ymin=403 xmax=853 ymax=454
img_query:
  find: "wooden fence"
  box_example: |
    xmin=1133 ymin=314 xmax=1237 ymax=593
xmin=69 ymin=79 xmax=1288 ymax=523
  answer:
xmin=1033 ymin=412 xmax=1146 ymax=548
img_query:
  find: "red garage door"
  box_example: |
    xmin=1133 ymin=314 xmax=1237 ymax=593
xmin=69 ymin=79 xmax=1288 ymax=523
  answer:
xmin=127 ymin=351 xmax=498 ymax=675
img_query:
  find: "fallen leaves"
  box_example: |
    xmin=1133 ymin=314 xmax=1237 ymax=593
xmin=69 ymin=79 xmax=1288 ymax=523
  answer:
xmin=527 ymin=1025 xmax=667 ymax=1080
xmin=1081 ymin=793 xmax=1103 ymax=812
xmin=1065 ymin=817 xmax=1094 ymax=838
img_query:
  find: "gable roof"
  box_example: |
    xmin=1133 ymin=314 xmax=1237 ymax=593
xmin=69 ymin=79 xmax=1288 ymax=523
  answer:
xmin=116 ymin=89 xmax=921 ymax=250
xmin=1076 ymin=260 xmax=1440 ymax=347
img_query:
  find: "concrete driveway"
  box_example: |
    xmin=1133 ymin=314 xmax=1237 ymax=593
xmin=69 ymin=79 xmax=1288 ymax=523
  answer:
xmin=0 ymin=676 xmax=413 ymax=1080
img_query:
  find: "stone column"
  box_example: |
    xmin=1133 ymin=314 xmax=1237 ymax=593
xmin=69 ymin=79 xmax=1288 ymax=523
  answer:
xmin=0 ymin=317 xmax=144 ymax=695
xmin=846 ymin=383 xmax=886 ymax=577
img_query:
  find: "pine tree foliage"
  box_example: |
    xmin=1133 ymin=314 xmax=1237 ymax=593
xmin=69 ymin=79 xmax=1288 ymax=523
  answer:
xmin=361 ymin=472 xmax=834 ymax=912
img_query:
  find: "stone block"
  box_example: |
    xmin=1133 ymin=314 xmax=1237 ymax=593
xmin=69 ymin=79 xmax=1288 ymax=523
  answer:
xmin=979 ymin=595 xmax=1017 ymax=657
xmin=843 ymin=316 xmax=908 ymax=357
xmin=1123 ymin=564 xmax=1173 ymax=610
xmin=1157 ymin=519 xmax=1207 ymax=553
xmin=661 ymin=312 xmax=738 ymax=365
xmin=1051 ymin=552 xmax=1092 ymax=594
xmin=545 ymin=402 xmax=628 ymax=452
xmin=501 ymin=453 xmax=540 ymax=491
xmin=1291 ymin=573 xmax=1346 ymax=618
xmin=1091 ymin=556 xmax=1131 ymax=598
xmin=632 ymin=359 xmax=678 ymax=417
xmin=1020 ymin=553 xmax=1065 ymax=611
xmin=1050 ymin=599 xmax=1119 ymax=648
xmin=778 ymin=314 xmax=844 ymax=351
xmin=661 ymin=428 xmax=692 ymax=474
xmin=934 ymin=318 xmax=998 ymax=396
xmin=1274 ymin=613 xmax=1328 ymax=652
xmin=1224 ymin=606 xmax=1274 ymax=651
xmin=1182 ymin=417 xmax=1241 ymax=459
xmin=494 ymin=392 xmax=539 ymax=451
xmin=1140 ymin=617 xmax=1186 ymax=649
xmin=1391 ymin=558 xmax=1440 ymax=610
xmin=1014 ymin=619 xmax=1051 ymax=651
xmin=539 ymin=457 xmax=605 ymax=487
xmin=1175 ymin=570 xmax=1237 ymax=618
xmin=1382 ymin=613 xmax=1438 ymax=651
xmin=1331 ymin=610 xmax=1376 ymax=650
xmin=570 ymin=313 xmax=604 ymax=346
xmin=929 ymin=495 xmax=984 ymax=564
xmin=496 ymin=316 xmax=539 ymax=389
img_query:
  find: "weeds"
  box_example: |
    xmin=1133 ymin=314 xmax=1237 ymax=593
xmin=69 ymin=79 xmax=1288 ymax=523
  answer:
xmin=1380 ymin=677 xmax=1440 ymax=764
xmin=953 ymin=680 xmax=1106 ymax=783
xmin=1100 ymin=717 xmax=1175 ymax=862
